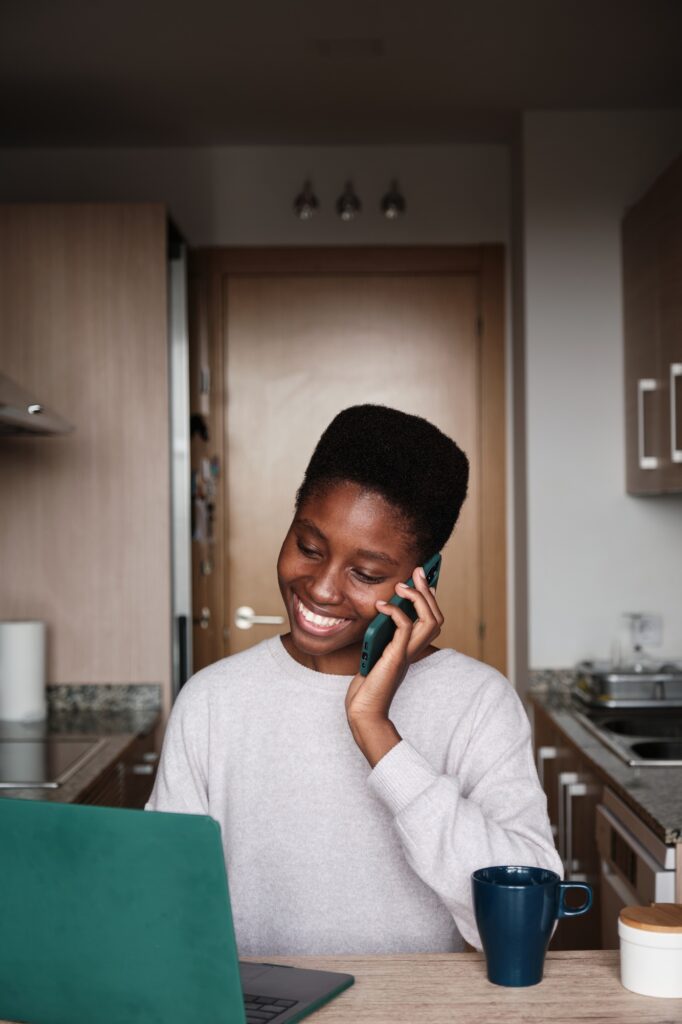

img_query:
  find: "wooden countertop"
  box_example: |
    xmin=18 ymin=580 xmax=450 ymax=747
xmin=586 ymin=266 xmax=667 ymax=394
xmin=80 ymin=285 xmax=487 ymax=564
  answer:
xmin=2 ymin=951 xmax=681 ymax=1023
xmin=236 ymin=951 xmax=682 ymax=1023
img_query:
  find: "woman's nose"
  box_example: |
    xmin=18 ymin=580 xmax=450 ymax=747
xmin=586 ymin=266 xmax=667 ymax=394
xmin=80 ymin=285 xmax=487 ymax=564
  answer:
xmin=307 ymin=565 xmax=343 ymax=606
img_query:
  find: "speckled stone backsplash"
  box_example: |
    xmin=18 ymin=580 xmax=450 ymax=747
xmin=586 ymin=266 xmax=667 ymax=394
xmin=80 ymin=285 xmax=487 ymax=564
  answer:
xmin=46 ymin=684 xmax=161 ymax=714
xmin=528 ymin=669 xmax=576 ymax=693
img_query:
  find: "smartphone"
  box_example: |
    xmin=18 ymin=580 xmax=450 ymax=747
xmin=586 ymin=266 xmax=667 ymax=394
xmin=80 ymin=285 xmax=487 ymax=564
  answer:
xmin=359 ymin=552 xmax=442 ymax=676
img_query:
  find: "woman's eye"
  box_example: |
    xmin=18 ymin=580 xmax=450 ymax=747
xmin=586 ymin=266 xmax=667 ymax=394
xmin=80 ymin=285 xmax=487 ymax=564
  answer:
xmin=297 ymin=541 xmax=320 ymax=558
xmin=353 ymin=570 xmax=386 ymax=585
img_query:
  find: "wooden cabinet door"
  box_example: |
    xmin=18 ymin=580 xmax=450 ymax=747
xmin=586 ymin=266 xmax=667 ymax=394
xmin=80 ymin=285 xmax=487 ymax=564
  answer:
xmin=623 ymin=153 xmax=682 ymax=494
xmin=623 ymin=193 xmax=664 ymax=493
xmin=659 ymin=158 xmax=682 ymax=489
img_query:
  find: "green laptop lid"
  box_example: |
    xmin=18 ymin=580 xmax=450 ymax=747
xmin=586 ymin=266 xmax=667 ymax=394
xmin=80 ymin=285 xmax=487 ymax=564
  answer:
xmin=0 ymin=798 xmax=246 ymax=1024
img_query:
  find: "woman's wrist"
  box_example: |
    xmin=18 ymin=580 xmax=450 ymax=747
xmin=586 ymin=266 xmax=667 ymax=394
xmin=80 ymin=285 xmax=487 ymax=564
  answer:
xmin=349 ymin=715 xmax=402 ymax=768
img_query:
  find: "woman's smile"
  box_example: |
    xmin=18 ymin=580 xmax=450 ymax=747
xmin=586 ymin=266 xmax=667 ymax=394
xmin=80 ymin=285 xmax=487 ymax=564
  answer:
xmin=292 ymin=594 xmax=352 ymax=636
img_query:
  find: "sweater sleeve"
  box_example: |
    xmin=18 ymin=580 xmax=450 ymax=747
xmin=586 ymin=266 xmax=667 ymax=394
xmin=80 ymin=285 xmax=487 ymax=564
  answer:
xmin=367 ymin=675 xmax=563 ymax=950
xmin=145 ymin=675 xmax=210 ymax=815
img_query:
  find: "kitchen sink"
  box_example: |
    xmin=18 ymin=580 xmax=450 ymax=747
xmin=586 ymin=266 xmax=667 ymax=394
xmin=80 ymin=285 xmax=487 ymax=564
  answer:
xmin=601 ymin=716 xmax=682 ymax=739
xmin=629 ymin=740 xmax=682 ymax=761
xmin=572 ymin=707 xmax=682 ymax=766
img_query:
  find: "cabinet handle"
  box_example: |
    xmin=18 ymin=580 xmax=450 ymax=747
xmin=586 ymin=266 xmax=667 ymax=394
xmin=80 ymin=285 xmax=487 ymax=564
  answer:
xmin=671 ymin=363 xmax=682 ymax=464
xmin=536 ymin=746 xmax=567 ymax=788
xmin=557 ymin=771 xmax=579 ymax=860
xmin=637 ymin=378 xmax=660 ymax=469
xmin=131 ymin=764 xmax=155 ymax=775
xmin=536 ymin=746 xmax=569 ymax=839
xmin=565 ymin=780 xmax=600 ymax=874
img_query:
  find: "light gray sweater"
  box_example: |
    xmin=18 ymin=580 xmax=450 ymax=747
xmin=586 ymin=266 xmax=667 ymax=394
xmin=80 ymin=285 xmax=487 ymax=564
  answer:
xmin=146 ymin=636 xmax=561 ymax=956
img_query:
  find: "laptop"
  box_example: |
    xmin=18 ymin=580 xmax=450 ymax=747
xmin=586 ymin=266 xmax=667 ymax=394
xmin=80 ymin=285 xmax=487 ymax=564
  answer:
xmin=0 ymin=798 xmax=354 ymax=1024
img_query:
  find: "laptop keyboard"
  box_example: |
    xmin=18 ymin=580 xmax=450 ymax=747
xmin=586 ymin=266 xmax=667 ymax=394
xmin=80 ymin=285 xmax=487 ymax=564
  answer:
xmin=243 ymin=994 xmax=298 ymax=1022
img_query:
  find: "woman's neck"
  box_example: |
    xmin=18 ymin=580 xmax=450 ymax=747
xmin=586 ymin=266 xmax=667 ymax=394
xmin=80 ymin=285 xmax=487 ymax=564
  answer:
xmin=280 ymin=633 xmax=439 ymax=676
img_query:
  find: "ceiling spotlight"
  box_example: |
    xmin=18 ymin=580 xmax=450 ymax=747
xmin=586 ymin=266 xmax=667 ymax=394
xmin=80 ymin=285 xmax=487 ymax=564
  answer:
xmin=336 ymin=181 xmax=361 ymax=221
xmin=293 ymin=180 xmax=319 ymax=220
xmin=381 ymin=180 xmax=406 ymax=220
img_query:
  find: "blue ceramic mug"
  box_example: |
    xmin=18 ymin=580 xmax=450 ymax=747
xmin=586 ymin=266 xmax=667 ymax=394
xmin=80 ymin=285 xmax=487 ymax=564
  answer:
xmin=471 ymin=865 xmax=592 ymax=987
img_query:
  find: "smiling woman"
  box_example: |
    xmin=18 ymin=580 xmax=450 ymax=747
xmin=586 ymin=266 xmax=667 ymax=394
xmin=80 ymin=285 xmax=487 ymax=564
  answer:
xmin=146 ymin=404 xmax=561 ymax=956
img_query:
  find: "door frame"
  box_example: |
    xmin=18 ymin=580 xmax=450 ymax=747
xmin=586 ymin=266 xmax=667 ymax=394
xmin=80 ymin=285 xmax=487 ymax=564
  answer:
xmin=189 ymin=245 xmax=506 ymax=673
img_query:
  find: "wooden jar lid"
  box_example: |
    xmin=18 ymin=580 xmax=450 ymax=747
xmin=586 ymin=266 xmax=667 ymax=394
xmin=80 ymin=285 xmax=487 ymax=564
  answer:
xmin=620 ymin=904 xmax=682 ymax=933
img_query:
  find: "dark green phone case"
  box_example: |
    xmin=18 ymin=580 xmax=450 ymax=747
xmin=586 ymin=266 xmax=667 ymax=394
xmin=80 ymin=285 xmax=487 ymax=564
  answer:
xmin=359 ymin=551 xmax=442 ymax=675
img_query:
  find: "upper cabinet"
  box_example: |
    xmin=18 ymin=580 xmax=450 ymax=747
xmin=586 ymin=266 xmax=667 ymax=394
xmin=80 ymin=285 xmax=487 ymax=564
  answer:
xmin=622 ymin=153 xmax=682 ymax=494
xmin=0 ymin=204 xmax=172 ymax=699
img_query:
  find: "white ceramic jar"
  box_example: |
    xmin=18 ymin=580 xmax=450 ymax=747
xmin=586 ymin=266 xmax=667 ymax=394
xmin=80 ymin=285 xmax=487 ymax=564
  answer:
xmin=619 ymin=904 xmax=682 ymax=998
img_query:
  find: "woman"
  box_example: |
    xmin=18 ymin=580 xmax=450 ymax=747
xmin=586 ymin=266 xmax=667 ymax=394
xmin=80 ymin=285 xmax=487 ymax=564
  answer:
xmin=147 ymin=404 xmax=561 ymax=954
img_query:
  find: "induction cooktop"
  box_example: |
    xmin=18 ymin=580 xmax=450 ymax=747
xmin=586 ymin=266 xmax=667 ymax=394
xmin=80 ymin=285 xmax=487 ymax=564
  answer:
xmin=0 ymin=737 xmax=106 ymax=789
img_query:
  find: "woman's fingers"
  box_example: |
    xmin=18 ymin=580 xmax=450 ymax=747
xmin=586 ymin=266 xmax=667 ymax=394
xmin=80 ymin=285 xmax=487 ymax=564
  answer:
xmin=395 ymin=568 xmax=444 ymax=627
xmin=374 ymin=599 xmax=414 ymax=660
xmin=413 ymin=565 xmax=445 ymax=623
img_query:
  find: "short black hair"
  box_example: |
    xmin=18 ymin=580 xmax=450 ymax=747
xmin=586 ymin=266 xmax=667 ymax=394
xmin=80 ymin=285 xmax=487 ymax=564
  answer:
xmin=295 ymin=404 xmax=469 ymax=560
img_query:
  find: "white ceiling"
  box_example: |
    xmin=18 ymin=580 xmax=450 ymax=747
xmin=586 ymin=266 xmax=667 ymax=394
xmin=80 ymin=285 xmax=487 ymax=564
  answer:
xmin=1 ymin=0 xmax=681 ymax=145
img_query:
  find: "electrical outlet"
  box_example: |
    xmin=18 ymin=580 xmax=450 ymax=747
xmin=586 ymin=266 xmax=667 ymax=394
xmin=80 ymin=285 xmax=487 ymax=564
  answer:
xmin=633 ymin=614 xmax=663 ymax=647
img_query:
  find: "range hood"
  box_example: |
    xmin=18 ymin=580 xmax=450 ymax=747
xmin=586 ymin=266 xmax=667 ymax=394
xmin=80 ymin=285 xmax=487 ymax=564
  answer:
xmin=0 ymin=373 xmax=74 ymax=436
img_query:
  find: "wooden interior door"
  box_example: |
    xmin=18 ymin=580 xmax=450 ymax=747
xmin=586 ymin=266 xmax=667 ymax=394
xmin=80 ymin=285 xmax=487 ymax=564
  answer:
xmin=189 ymin=248 xmax=506 ymax=674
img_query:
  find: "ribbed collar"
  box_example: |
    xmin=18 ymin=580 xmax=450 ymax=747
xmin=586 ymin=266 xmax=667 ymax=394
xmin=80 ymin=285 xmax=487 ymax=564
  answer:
xmin=265 ymin=634 xmax=452 ymax=695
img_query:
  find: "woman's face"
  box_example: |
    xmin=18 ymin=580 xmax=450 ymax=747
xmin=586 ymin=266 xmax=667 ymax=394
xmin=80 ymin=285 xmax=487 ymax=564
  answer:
xmin=277 ymin=481 xmax=419 ymax=673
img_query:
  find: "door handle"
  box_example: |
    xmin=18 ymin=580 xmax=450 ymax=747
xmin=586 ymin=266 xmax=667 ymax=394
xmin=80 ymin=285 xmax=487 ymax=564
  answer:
xmin=235 ymin=606 xmax=285 ymax=630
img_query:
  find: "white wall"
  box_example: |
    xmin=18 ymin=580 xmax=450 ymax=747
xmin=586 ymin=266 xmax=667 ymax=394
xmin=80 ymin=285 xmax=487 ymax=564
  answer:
xmin=0 ymin=144 xmax=509 ymax=246
xmin=524 ymin=111 xmax=682 ymax=668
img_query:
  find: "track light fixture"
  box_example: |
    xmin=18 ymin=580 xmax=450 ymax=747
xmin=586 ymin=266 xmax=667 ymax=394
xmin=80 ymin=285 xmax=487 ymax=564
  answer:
xmin=336 ymin=181 xmax=361 ymax=221
xmin=381 ymin=180 xmax=406 ymax=219
xmin=293 ymin=180 xmax=319 ymax=220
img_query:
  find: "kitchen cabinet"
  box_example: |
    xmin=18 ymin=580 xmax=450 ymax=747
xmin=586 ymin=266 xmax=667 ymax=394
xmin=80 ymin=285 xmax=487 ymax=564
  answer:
xmin=0 ymin=203 xmax=172 ymax=705
xmin=531 ymin=700 xmax=603 ymax=950
xmin=623 ymin=152 xmax=682 ymax=494
xmin=78 ymin=729 xmax=159 ymax=809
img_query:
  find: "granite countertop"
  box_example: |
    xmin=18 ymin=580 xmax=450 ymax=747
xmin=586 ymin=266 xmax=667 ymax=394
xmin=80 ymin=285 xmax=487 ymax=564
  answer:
xmin=0 ymin=684 xmax=161 ymax=805
xmin=528 ymin=677 xmax=682 ymax=845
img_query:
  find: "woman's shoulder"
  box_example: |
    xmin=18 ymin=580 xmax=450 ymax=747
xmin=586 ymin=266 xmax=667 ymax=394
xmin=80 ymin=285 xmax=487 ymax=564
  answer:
xmin=410 ymin=646 xmax=509 ymax=688
xmin=406 ymin=646 xmax=518 ymax=713
xmin=175 ymin=638 xmax=275 ymax=704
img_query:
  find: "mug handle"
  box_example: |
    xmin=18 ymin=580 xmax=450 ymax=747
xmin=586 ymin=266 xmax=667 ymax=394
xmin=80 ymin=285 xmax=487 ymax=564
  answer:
xmin=557 ymin=882 xmax=593 ymax=918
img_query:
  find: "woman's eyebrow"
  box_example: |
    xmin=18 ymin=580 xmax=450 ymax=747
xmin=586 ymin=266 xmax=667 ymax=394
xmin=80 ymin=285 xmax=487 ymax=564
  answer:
xmin=355 ymin=548 xmax=400 ymax=567
xmin=295 ymin=518 xmax=325 ymax=540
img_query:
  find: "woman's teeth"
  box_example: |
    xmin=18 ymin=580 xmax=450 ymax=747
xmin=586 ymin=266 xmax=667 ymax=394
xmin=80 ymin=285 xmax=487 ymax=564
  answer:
xmin=295 ymin=595 xmax=349 ymax=628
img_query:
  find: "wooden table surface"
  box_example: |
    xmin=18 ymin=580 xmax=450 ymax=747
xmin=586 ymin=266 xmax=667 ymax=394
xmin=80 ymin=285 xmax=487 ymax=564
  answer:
xmin=246 ymin=950 xmax=682 ymax=1023
xmin=2 ymin=950 xmax=681 ymax=1024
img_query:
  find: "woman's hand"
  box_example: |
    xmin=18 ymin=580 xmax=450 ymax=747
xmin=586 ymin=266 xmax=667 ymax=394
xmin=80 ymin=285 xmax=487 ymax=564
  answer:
xmin=345 ymin=565 xmax=444 ymax=767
